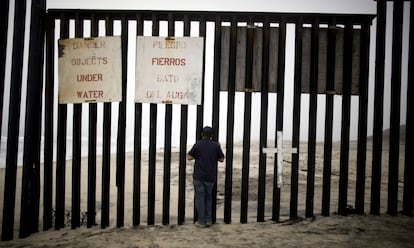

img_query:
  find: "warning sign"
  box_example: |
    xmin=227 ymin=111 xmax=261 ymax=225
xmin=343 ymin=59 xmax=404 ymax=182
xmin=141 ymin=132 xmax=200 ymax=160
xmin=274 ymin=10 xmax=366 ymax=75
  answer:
xmin=135 ymin=36 xmax=204 ymax=105
xmin=58 ymin=36 xmax=122 ymax=103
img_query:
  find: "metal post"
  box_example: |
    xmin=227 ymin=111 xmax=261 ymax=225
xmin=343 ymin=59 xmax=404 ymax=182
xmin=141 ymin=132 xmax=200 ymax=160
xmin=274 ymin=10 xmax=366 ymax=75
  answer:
xmin=147 ymin=14 xmax=159 ymax=225
xmin=224 ymin=16 xmax=237 ymax=224
xmin=101 ymin=16 xmax=113 ymax=228
xmin=355 ymin=22 xmax=370 ymax=215
xmin=55 ymin=14 xmax=68 ymax=230
xmin=241 ymin=18 xmax=254 ymax=223
xmin=71 ymin=11 xmax=83 ymax=230
xmin=1 ymin=0 xmax=27 ymax=240
xmin=338 ymin=21 xmax=353 ymax=216
xmin=290 ymin=17 xmax=303 ymax=220
xmin=257 ymin=17 xmax=270 ymax=222
xmin=387 ymin=0 xmax=404 ymax=216
xmin=116 ymin=15 xmax=128 ymax=227
xmin=43 ymin=14 xmax=55 ymax=231
xmin=322 ymin=17 xmax=336 ymax=217
xmin=87 ymin=14 xmax=99 ymax=228
xmin=211 ymin=16 xmax=222 ymax=224
xmin=272 ymin=18 xmax=287 ymax=222
xmin=162 ymin=13 xmax=174 ymax=225
xmin=370 ymin=0 xmax=386 ymax=216
xmin=403 ymin=0 xmax=414 ymax=217
xmin=305 ymin=16 xmax=320 ymax=218
xmin=133 ymin=13 xmax=143 ymax=227
xmin=178 ymin=15 xmax=190 ymax=225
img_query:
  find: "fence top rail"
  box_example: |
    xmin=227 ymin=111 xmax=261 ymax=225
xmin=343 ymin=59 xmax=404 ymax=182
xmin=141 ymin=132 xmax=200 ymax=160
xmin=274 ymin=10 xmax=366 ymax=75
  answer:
xmin=46 ymin=9 xmax=376 ymax=25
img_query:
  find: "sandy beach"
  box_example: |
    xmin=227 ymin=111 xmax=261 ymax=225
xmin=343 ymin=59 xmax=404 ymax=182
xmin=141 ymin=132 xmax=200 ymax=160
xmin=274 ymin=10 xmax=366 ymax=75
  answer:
xmin=1 ymin=138 xmax=414 ymax=247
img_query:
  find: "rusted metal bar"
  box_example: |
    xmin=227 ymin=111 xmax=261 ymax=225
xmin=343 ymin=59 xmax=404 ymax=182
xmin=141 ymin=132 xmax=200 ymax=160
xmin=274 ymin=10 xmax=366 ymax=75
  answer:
xmin=1 ymin=0 xmax=28 ymax=240
xmin=257 ymin=17 xmax=270 ymax=222
xmin=290 ymin=17 xmax=303 ymax=220
xmin=43 ymin=13 xmax=55 ymax=232
xmin=272 ymin=18 xmax=287 ymax=222
xmin=241 ymin=17 xmax=254 ymax=224
xmin=224 ymin=16 xmax=237 ymax=224
xmin=322 ymin=17 xmax=336 ymax=217
xmin=87 ymin=14 xmax=99 ymax=228
xmin=387 ymin=0 xmax=404 ymax=216
xmin=133 ymin=13 xmax=143 ymax=227
xmin=178 ymin=15 xmax=190 ymax=225
xmin=305 ymin=16 xmax=319 ymax=218
xmin=55 ymin=14 xmax=69 ymax=230
xmin=147 ymin=14 xmax=159 ymax=225
xmin=211 ymin=16 xmax=222 ymax=224
xmin=370 ymin=0 xmax=386 ymax=216
xmin=116 ymin=15 xmax=128 ymax=227
xmin=355 ymin=22 xmax=370 ymax=215
xmin=162 ymin=13 xmax=174 ymax=226
xmin=338 ymin=21 xmax=353 ymax=216
xmin=403 ymin=0 xmax=414 ymax=217
xmin=101 ymin=16 xmax=113 ymax=228
xmin=71 ymin=11 xmax=83 ymax=230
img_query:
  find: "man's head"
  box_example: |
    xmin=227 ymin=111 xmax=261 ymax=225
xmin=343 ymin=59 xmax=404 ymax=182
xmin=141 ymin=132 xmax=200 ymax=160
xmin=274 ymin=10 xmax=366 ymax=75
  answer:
xmin=201 ymin=126 xmax=214 ymax=139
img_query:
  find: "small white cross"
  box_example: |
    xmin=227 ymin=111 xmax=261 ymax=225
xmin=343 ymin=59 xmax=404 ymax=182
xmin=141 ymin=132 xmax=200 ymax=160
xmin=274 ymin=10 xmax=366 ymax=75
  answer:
xmin=262 ymin=131 xmax=298 ymax=188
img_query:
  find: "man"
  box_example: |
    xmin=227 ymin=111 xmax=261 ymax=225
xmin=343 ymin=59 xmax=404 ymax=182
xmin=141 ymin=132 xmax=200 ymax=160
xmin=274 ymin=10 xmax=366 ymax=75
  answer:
xmin=187 ymin=126 xmax=225 ymax=228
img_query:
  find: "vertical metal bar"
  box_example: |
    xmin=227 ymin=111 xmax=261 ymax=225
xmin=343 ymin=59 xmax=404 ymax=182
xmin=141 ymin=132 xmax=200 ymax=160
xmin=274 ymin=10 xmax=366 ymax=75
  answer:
xmin=224 ymin=16 xmax=237 ymax=224
xmin=162 ymin=13 xmax=174 ymax=226
xmin=116 ymin=15 xmax=128 ymax=228
xmin=240 ymin=17 xmax=254 ymax=224
xmin=0 ymin=0 xmax=10 ymax=140
xmin=387 ymin=1 xmax=404 ymax=216
xmin=87 ymin=14 xmax=98 ymax=228
xmin=257 ymin=17 xmax=270 ymax=222
xmin=133 ymin=13 xmax=143 ymax=227
xmin=355 ymin=22 xmax=370 ymax=215
xmin=290 ymin=17 xmax=303 ymax=220
xmin=196 ymin=17 xmax=206 ymax=140
xmin=101 ymin=17 xmax=113 ymax=228
xmin=43 ymin=14 xmax=55 ymax=231
xmin=272 ymin=18 xmax=287 ymax=222
xmin=338 ymin=21 xmax=353 ymax=216
xmin=71 ymin=11 xmax=83 ymax=230
xmin=147 ymin=14 xmax=159 ymax=225
xmin=322 ymin=18 xmax=336 ymax=217
xmin=1 ymin=0 xmax=27 ymax=240
xmin=305 ymin=16 xmax=320 ymax=218
xmin=211 ymin=16 xmax=222 ymax=224
xmin=178 ymin=15 xmax=190 ymax=225
xmin=403 ymin=0 xmax=414 ymax=217
xmin=370 ymin=0 xmax=386 ymax=216
xmin=194 ymin=16 xmax=207 ymax=223
xmin=55 ymin=14 xmax=69 ymax=230
xmin=19 ymin=0 xmax=46 ymax=238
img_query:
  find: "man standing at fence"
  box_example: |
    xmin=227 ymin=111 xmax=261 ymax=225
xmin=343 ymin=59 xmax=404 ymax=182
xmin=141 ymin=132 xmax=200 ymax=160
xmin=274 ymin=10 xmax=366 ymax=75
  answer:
xmin=187 ymin=126 xmax=225 ymax=228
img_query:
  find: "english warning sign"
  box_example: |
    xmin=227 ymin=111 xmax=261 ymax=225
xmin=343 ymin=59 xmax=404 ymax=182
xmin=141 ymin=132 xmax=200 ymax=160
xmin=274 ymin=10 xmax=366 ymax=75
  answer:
xmin=58 ymin=36 xmax=122 ymax=103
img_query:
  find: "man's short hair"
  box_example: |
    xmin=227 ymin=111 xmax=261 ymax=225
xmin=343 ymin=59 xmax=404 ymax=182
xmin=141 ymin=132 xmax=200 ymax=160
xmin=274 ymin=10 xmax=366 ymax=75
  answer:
xmin=202 ymin=126 xmax=213 ymax=139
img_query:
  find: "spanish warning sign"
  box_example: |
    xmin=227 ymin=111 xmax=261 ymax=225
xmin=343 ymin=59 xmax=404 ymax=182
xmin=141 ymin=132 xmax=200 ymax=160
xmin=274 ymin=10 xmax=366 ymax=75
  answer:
xmin=135 ymin=36 xmax=204 ymax=105
xmin=58 ymin=36 xmax=122 ymax=103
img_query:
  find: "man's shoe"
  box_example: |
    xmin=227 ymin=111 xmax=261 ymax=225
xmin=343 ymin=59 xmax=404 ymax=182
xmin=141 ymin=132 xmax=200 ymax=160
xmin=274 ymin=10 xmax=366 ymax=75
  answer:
xmin=195 ymin=222 xmax=207 ymax=228
xmin=206 ymin=221 xmax=212 ymax=227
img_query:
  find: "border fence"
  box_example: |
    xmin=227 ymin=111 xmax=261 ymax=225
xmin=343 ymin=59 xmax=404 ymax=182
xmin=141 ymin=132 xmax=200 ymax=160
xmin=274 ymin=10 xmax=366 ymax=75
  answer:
xmin=0 ymin=0 xmax=413 ymax=241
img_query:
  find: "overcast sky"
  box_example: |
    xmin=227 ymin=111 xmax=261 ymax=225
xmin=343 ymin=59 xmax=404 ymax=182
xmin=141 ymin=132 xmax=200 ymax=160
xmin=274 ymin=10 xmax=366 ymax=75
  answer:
xmin=47 ymin=0 xmax=377 ymax=14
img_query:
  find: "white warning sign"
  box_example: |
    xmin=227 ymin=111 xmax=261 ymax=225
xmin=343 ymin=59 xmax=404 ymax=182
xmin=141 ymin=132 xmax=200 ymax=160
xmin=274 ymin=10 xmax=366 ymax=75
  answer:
xmin=135 ymin=36 xmax=204 ymax=105
xmin=58 ymin=36 xmax=122 ymax=103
